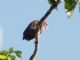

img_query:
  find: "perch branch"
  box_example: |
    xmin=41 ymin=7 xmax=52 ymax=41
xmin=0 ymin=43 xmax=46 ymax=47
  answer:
xmin=29 ymin=32 xmax=39 ymax=60
xmin=29 ymin=4 xmax=55 ymax=60
xmin=39 ymin=4 xmax=54 ymax=25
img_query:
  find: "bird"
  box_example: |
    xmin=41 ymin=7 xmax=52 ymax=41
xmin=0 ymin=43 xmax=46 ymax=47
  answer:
xmin=23 ymin=20 xmax=48 ymax=41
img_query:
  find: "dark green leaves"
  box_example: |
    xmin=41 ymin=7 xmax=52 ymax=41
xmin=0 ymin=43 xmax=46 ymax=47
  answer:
xmin=48 ymin=0 xmax=60 ymax=5
xmin=15 ymin=51 xmax=22 ymax=58
xmin=48 ymin=0 xmax=79 ymax=17
xmin=64 ymin=0 xmax=78 ymax=12
xmin=9 ymin=55 xmax=16 ymax=60
xmin=9 ymin=47 xmax=14 ymax=53
xmin=0 ymin=50 xmax=8 ymax=56
xmin=48 ymin=0 xmax=61 ymax=8
xmin=48 ymin=0 xmax=55 ymax=4
xmin=64 ymin=0 xmax=79 ymax=17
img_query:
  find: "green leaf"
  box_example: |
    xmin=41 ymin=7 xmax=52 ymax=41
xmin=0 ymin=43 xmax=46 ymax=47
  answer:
xmin=64 ymin=0 xmax=79 ymax=17
xmin=0 ymin=51 xmax=3 ymax=55
xmin=15 ymin=51 xmax=22 ymax=58
xmin=0 ymin=55 xmax=8 ymax=60
xmin=48 ymin=0 xmax=61 ymax=6
xmin=1 ymin=50 xmax=8 ymax=56
xmin=0 ymin=48 xmax=22 ymax=60
xmin=9 ymin=47 xmax=14 ymax=53
xmin=9 ymin=55 xmax=16 ymax=60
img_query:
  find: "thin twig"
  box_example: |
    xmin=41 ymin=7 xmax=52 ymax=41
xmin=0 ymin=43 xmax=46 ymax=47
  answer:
xmin=29 ymin=32 xmax=39 ymax=60
xmin=29 ymin=4 xmax=55 ymax=60
xmin=39 ymin=4 xmax=54 ymax=25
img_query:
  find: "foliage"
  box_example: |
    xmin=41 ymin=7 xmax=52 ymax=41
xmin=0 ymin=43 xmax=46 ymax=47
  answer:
xmin=48 ymin=0 xmax=61 ymax=8
xmin=48 ymin=0 xmax=60 ymax=5
xmin=48 ymin=0 xmax=79 ymax=17
xmin=0 ymin=47 xmax=22 ymax=60
xmin=64 ymin=0 xmax=79 ymax=17
xmin=64 ymin=0 xmax=79 ymax=12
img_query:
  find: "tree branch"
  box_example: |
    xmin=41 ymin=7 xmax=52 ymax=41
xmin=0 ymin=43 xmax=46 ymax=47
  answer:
xmin=29 ymin=4 xmax=55 ymax=60
xmin=29 ymin=32 xmax=39 ymax=60
xmin=39 ymin=4 xmax=54 ymax=24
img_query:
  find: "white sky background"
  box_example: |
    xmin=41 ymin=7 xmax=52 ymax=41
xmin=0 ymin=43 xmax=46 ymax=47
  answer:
xmin=0 ymin=26 xmax=3 ymax=49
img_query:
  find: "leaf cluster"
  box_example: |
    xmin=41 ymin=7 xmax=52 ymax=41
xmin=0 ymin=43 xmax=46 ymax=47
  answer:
xmin=48 ymin=0 xmax=79 ymax=17
xmin=0 ymin=47 xmax=22 ymax=60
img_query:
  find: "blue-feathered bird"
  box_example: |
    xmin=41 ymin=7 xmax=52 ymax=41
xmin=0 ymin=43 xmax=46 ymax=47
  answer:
xmin=23 ymin=20 xmax=48 ymax=41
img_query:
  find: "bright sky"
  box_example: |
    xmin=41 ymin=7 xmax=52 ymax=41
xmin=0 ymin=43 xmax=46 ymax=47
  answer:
xmin=0 ymin=0 xmax=80 ymax=60
xmin=0 ymin=26 xmax=3 ymax=49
